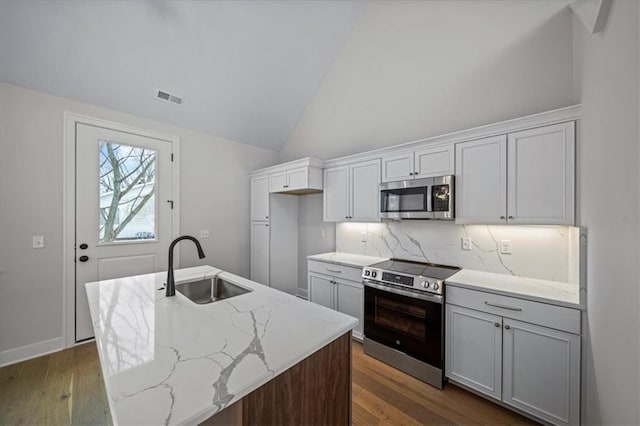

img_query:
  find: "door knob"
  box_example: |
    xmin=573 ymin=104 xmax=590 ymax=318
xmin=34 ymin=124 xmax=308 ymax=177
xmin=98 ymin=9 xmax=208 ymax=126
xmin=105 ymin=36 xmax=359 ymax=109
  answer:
xmin=79 ymin=243 xmax=88 ymax=250
xmin=494 ymin=322 xmax=501 ymax=328
xmin=78 ymin=255 xmax=89 ymax=262
xmin=504 ymin=325 xmax=511 ymax=330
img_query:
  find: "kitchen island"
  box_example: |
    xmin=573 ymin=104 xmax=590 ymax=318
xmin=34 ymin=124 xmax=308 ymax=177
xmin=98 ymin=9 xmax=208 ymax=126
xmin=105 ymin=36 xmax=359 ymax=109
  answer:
xmin=85 ymin=265 xmax=357 ymax=425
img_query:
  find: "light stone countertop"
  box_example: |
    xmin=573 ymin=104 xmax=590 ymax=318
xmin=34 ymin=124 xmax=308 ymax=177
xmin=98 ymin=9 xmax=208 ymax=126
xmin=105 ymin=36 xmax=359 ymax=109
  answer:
xmin=446 ymin=269 xmax=583 ymax=309
xmin=306 ymin=252 xmax=388 ymax=268
xmin=85 ymin=265 xmax=358 ymax=426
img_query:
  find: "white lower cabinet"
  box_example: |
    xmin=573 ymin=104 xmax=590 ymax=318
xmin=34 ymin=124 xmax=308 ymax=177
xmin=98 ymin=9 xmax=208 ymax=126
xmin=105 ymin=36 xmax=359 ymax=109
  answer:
xmin=308 ymin=261 xmax=364 ymax=340
xmin=445 ymin=286 xmax=581 ymax=425
xmin=446 ymin=304 xmax=503 ymax=401
xmin=502 ymin=319 xmax=581 ymax=425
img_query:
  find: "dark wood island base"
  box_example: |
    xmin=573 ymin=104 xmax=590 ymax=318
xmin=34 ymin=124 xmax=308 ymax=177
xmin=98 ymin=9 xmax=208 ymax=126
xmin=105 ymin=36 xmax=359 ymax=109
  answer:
xmin=203 ymin=332 xmax=352 ymax=426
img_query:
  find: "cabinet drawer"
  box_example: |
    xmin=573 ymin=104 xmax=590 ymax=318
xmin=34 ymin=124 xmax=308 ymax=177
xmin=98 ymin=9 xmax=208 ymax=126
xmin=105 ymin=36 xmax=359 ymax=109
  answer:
xmin=446 ymin=285 xmax=580 ymax=334
xmin=308 ymin=260 xmax=363 ymax=283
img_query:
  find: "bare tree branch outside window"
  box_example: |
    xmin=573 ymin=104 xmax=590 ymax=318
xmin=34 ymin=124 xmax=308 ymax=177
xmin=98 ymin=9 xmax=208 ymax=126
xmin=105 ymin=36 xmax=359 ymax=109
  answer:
xmin=99 ymin=142 xmax=156 ymax=242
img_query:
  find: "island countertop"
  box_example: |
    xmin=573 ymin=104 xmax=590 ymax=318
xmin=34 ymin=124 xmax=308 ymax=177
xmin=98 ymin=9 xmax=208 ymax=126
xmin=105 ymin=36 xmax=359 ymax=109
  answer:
xmin=85 ymin=265 xmax=358 ymax=426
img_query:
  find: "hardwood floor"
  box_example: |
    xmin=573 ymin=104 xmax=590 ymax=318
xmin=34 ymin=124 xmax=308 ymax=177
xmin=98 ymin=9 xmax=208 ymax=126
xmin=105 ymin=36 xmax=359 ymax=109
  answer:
xmin=0 ymin=341 xmax=535 ymax=425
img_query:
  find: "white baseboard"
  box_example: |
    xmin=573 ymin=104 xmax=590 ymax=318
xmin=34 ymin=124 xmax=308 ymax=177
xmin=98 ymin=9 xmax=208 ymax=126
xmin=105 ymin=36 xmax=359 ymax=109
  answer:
xmin=297 ymin=288 xmax=308 ymax=300
xmin=0 ymin=337 xmax=63 ymax=367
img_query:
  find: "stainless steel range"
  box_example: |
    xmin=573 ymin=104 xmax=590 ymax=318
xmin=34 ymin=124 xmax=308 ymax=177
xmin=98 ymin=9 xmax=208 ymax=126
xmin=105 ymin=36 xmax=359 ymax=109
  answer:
xmin=362 ymin=259 xmax=460 ymax=389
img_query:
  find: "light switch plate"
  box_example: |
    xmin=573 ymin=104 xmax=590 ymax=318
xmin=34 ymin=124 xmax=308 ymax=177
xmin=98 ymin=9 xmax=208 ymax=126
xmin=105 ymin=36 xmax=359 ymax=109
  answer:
xmin=461 ymin=237 xmax=471 ymax=251
xmin=199 ymin=230 xmax=210 ymax=239
xmin=500 ymin=240 xmax=512 ymax=254
xmin=33 ymin=235 xmax=45 ymax=249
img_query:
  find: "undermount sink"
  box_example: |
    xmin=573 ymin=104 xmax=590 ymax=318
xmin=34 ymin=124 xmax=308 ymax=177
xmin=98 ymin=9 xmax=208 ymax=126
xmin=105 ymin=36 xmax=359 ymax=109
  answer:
xmin=176 ymin=277 xmax=252 ymax=304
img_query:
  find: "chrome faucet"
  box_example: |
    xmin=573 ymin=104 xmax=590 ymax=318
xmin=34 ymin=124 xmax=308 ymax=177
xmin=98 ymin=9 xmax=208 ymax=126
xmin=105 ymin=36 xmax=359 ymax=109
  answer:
xmin=166 ymin=235 xmax=206 ymax=297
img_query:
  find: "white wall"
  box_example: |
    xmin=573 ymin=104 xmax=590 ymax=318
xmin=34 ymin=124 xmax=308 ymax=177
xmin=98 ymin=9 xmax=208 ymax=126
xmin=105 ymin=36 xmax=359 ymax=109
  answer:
xmin=0 ymin=83 xmax=279 ymax=360
xmin=573 ymin=1 xmax=640 ymax=424
xmin=280 ymin=0 xmax=575 ymax=161
xmin=297 ymin=194 xmax=335 ymax=296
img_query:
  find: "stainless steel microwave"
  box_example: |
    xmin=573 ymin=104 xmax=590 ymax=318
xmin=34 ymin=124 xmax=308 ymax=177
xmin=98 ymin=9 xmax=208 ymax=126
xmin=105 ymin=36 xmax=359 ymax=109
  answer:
xmin=380 ymin=176 xmax=454 ymax=220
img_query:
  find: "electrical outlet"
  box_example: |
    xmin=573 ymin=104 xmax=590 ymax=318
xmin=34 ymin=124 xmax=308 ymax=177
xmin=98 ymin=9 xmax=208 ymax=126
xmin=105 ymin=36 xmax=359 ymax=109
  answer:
xmin=461 ymin=237 xmax=471 ymax=251
xmin=320 ymin=229 xmax=326 ymax=239
xmin=500 ymin=240 xmax=512 ymax=254
xmin=33 ymin=235 xmax=45 ymax=249
xmin=361 ymin=231 xmax=367 ymax=243
xmin=199 ymin=229 xmax=210 ymax=239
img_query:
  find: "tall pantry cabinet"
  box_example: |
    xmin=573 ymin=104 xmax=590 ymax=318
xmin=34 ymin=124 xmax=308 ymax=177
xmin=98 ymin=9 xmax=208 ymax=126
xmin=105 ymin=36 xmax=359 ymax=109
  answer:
xmin=250 ymin=174 xmax=298 ymax=295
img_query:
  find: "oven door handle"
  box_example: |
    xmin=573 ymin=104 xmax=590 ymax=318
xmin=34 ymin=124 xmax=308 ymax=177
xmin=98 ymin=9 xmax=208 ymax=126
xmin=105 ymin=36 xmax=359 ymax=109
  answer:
xmin=363 ymin=280 xmax=443 ymax=304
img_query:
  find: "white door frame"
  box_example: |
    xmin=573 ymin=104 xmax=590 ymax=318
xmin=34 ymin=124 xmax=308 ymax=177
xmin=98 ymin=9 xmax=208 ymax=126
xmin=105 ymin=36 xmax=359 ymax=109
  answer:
xmin=62 ymin=112 xmax=180 ymax=348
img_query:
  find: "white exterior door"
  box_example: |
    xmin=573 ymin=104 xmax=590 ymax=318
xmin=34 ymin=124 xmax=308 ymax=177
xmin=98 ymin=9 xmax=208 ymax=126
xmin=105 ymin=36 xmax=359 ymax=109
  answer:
xmin=75 ymin=123 xmax=174 ymax=342
xmin=445 ymin=304 xmax=503 ymax=401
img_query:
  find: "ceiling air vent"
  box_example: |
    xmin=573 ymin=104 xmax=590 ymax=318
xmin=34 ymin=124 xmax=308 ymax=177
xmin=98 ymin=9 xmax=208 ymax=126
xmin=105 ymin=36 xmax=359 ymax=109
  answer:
xmin=156 ymin=89 xmax=183 ymax=105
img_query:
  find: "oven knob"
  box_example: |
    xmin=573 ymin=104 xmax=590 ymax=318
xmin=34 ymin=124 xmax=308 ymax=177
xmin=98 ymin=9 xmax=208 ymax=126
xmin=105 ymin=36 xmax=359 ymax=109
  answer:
xmin=364 ymin=270 xmax=371 ymax=277
xmin=371 ymin=271 xmax=377 ymax=278
xmin=421 ymin=281 xmax=430 ymax=288
xmin=433 ymin=282 xmax=440 ymax=291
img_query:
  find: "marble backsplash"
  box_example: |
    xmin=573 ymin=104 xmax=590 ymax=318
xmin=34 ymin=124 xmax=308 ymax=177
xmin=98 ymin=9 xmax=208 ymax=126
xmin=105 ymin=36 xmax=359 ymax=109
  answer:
xmin=336 ymin=222 xmax=579 ymax=283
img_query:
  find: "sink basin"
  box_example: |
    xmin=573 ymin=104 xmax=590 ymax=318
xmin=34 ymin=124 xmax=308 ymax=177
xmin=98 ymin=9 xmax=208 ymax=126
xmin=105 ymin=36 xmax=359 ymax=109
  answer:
xmin=176 ymin=277 xmax=252 ymax=304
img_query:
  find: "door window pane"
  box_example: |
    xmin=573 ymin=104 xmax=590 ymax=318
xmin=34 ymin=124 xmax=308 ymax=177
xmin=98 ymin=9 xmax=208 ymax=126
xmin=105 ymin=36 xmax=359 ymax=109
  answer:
xmin=99 ymin=141 xmax=156 ymax=243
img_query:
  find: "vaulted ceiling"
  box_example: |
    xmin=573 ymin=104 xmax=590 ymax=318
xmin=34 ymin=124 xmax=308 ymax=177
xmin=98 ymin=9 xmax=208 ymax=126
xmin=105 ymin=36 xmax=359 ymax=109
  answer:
xmin=0 ymin=1 xmax=366 ymax=151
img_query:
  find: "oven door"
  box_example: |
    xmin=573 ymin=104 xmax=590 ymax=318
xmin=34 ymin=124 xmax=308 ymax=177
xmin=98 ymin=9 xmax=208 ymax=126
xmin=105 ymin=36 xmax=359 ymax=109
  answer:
xmin=380 ymin=178 xmax=433 ymax=219
xmin=363 ymin=281 xmax=443 ymax=368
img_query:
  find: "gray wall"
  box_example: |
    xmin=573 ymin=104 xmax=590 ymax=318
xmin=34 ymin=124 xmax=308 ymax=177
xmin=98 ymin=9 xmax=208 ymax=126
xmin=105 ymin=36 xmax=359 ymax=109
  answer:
xmin=573 ymin=2 xmax=640 ymax=424
xmin=0 ymin=83 xmax=279 ymax=357
xmin=279 ymin=0 xmax=575 ymax=161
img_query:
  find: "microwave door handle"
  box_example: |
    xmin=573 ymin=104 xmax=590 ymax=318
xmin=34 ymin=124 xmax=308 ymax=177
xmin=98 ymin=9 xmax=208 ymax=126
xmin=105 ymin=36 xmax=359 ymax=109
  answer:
xmin=426 ymin=184 xmax=433 ymax=212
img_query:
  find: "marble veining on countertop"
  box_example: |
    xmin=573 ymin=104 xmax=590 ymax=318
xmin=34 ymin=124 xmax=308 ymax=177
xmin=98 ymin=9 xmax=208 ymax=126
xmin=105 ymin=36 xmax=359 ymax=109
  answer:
xmin=446 ymin=269 xmax=583 ymax=309
xmin=85 ymin=265 xmax=358 ymax=426
xmin=307 ymin=252 xmax=388 ymax=268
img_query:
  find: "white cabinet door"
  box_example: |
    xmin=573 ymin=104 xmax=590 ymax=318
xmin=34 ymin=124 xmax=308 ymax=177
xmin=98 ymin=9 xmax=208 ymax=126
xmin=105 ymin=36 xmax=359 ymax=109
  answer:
xmin=287 ymin=167 xmax=308 ymax=190
xmin=309 ymin=272 xmax=334 ymax=309
xmin=446 ymin=304 xmax=503 ymax=401
xmin=335 ymin=278 xmax=364 ymax=340
xmin=502 ymin=319 xmax=580 ymax=425
xmin=250 ymin=175 xmax=269 ymax=221
xmin=455 ymin=135 xmax=507 ymax=224
xmin=268 ymin=171 xmax=287 ymax=193
xmin=250 ymin=221 xmax=270 ymax=286
xmin=414 ymin=145 xmax=454 ymax=178
xmin=507 ymin=122 xmax=575 ymax=225
xmin=350 ymin=159 xmax=381 ymax=222
xmin=323 ymin=165 xmax=349 ymax=222
xmin=381 ymin=151 xmax=414 ymax=182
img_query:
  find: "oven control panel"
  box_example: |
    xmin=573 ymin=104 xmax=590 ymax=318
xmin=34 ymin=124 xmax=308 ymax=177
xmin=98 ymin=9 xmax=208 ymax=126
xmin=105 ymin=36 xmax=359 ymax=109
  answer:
xmin=362 ymin=267 xmax=443 ymax=295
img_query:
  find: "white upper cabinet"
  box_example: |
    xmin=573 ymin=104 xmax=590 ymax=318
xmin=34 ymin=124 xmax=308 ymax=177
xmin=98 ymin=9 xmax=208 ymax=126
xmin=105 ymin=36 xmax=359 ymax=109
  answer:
xmin=268 ymin=164 xmax=323 ymax=193
xmin=381 ymin=144 xmax=455 ymax=183
xmin=381 ymin=151 xmax=414 ymax=182
xmin=455 ymin=135 xmax=508 ymax=224
xmin=349 ymin=159 xmax=381 ymax=222
xmin=456 ymin=122 xmax=575 ymax=225
xmin=250 ymin=175 xmax=269 ymax=221
xmin=414 ymin=145 xmax=455 ymax=178
xmin=507 ymin=122 xmax=575 ymax=225
xmin=324 ymin=159 xmax=381 ymax=222
xmin=323 ymin=165 xmax=349 ymax=222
